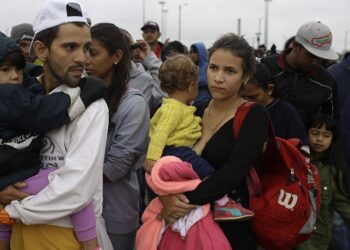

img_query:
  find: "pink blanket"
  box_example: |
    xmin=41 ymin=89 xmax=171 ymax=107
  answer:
xmin=136 ymin=156 xmax=231 ymax=250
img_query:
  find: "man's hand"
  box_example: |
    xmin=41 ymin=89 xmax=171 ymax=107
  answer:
xmin=144 ymin=159 xmax=156 ymax=174
xmin=134 ymin=40 xmax=152 ymax=62
xmin=0 ymin=182 xmax=28 ymax=205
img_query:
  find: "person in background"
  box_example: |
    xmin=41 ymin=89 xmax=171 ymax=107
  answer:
xmin=190 ymin=42 xmax=211 ymax=105
xmin=240 ymin=61 xmax=307 ymax=144
xmin=296 ymin=114 xmax=350 ymax=250
xmin=257 ymin=44 xmax=267 ymax=58
xmin=141 ymin=21 xmax=163 ymax=59
xmin=160 ymin=40 xmax=185 ymax=62
xmin=262 ymin=21 xmax=338 ymax=125
xmin=87 ymin=23 xmax=150 ymax=250
xmin=122 ymin=29 xmax=165 ymax=112
xmin=10 ymin=23 xmax=35 ymax=63
xmin=328 ymin=52 xmax=350 ymax=250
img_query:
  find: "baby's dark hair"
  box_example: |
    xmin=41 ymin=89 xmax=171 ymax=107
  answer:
xmin=247 ymin=62 xmax=273 ymax=91
xmin=0 ymin=51 xmax=25 ymax=70
xmin=159 ymin=54 xmax=198 ymax=94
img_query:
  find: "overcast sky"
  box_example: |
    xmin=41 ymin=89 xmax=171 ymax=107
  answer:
xmin=1 ymin=0 xmax=350 ymax=53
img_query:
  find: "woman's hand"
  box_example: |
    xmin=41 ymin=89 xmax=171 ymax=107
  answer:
xmin=156 ymin=208 xmax=178 ymax=226
xmin=159 ymin=194 xmax=196 ymax=223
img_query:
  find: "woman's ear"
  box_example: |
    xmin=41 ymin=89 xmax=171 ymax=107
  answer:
xmin=33 ymin=40 xmax=49 ymax=62
xmin=242 ymin=77 xmax=249 ymax=86
xmin=267 ymin=83 xmax=275 ymax=95
xmin=113 ymin=49 xmax=124 ymax=65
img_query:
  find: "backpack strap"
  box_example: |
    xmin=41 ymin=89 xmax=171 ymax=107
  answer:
xmin=233 ymin=102 xmax=262 ymax=196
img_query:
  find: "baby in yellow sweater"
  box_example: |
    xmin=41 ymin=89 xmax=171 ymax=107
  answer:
xmin=144 ymin=55 xmax=254 ymax=222
xmin=144 ymin=55 xmax=210 ymax=176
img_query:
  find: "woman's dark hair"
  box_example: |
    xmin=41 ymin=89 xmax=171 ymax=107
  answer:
xmin=208 ymin=33 xmax=255 ymax=79
xmin=308 ymin=114 xmax=348 ymax=189
xmin=247 ymin=62 xmax=273 ymax=91
xmin=0 ymin=51 xmax=25 ymax=69
xmin=91 ymin=23 xmax=131 ymax=119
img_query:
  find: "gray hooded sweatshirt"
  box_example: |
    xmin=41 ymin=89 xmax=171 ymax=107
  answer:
xmin=103 ymin=88 xmax=150 ymax=234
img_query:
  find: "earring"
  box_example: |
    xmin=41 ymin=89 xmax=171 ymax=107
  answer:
xmin=114 ymin=62 xmax=118 ymax=65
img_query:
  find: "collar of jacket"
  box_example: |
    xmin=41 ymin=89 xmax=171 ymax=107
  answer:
xmin=277 ymin=49 xmax=318 ymax=77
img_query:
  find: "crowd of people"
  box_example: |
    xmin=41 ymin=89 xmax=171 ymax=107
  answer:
xmin=0 ymin=0 xmax=349 ymax=249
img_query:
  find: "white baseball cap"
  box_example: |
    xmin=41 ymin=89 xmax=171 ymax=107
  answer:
xmin=30 ymin=0 xmax=89 ymax=56
xmin=295 ymin=21 xmax=338 ymax=60
xmin=33 ymin=0 xmax=89 ymax=35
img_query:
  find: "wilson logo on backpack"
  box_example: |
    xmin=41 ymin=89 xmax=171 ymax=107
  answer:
xmin=277 ymin=189 xmax=298 ymax=210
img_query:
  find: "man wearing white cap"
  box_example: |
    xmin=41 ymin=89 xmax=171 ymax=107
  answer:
xmin=0 ymin=0 xmax=111 ymax=249
xmin=262 ymin=21 xmax=338 ymax=124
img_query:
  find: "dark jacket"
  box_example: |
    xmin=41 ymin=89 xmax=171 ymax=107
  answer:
xmin=262 ymin=50 xmax=338 ymax=124
xmin=0 ymin=80 xmax=74 ymax=189
xmin=328 ymin=53 xmax=350 ymax=194
xmin=266 ymin=98 xmax=307 ymax=144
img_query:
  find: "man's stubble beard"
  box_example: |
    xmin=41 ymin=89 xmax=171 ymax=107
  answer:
xmin=46 ymin=57 xmax=81 ymax=88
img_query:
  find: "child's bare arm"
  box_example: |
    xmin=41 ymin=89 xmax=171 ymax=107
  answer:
xmin=144 ymin=159 xmax=156 ymax=174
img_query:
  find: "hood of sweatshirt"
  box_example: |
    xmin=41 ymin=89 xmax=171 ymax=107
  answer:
xmin=192 ymin=42 xmax=208 ymax=70
xmin=0 ymin=32 xmax=21 ymax=63
xmin=130 ymin=61 xmax=147 ymax=80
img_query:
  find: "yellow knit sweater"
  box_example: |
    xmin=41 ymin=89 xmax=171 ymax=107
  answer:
xmin=147 ymin=98 xmax=202 ymax=160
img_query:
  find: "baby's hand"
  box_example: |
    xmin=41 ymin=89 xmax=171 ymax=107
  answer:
xmin=144 ymin=159 xmax=156 ymax=174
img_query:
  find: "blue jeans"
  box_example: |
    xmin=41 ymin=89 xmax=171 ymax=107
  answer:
xmin=332 ymin=213 xmax=350 ymax=250
xmin=163 ymin=146 xmax=214 ymax=179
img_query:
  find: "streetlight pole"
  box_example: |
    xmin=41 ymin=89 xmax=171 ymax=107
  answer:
xmin=178 ymin=3 xmax=188 ymax=41
xmin=264 ymin=0 xmax=272 ymax=48
xmin=237 ymin=18 xmax=242 ymax=36
xmin=142 ymin=0 xmax=146 ymax=23
xmin=158 ymin=1 xmax=166 ymax=41
xmin=256 ymin=16 xmax=263 ymax=47
xmin=163 ymin=9 xmax=169 ymax=41
xmin=345 ymin=29 xmax=350 ymax=52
